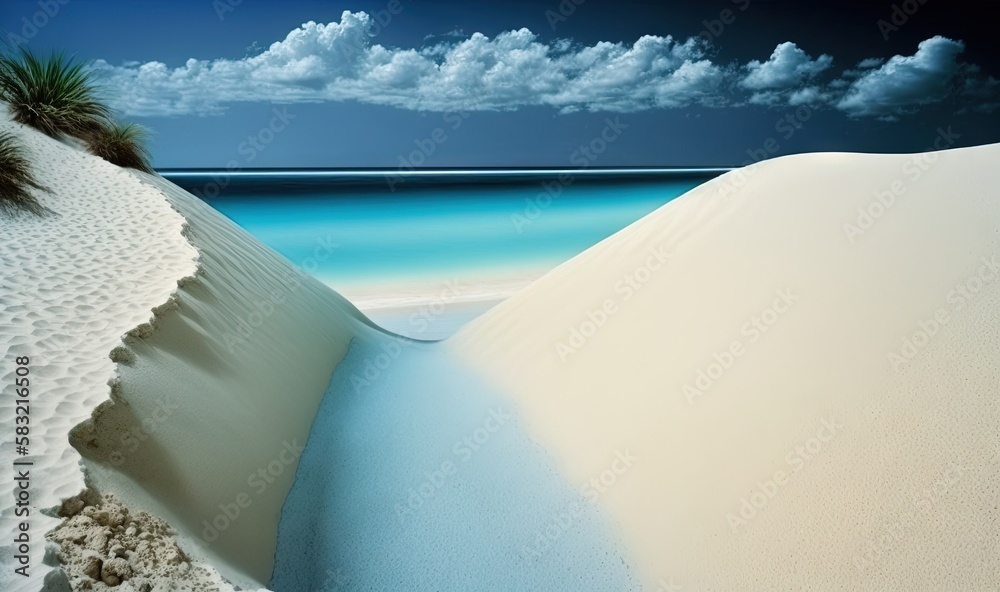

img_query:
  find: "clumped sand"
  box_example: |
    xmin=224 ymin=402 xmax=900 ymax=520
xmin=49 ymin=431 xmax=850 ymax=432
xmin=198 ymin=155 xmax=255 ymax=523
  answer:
xmin=48 ymin=492 xmax=219 ymax=592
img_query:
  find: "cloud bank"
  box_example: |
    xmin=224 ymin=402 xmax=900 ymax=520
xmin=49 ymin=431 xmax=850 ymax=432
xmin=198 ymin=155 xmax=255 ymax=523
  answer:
xmin=92 ymin=11 xmax=998 ymax=119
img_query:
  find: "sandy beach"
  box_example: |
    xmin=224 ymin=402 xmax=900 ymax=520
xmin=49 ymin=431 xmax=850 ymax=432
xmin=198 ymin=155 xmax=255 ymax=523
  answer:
xmin=340 ymin=273 xmax=542 ymax=339
xmin=3 ymin=111 xmax=997 ymax=590
xmin=1 ymin=4 xmax=999 ymax=587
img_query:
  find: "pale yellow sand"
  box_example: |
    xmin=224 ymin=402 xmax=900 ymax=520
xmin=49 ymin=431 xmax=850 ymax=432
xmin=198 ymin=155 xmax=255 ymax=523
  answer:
xmin=451 ymin=144 xmax=1000 ymax=590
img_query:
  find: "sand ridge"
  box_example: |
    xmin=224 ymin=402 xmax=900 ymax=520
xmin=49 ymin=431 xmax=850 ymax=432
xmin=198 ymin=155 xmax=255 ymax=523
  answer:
xmin=67 ymin=170 xmax=380 ymax=588
xmin=0 ymin=118 xmax=199 ymax=591
xmin=0 ymin=113 xmax=384 ymax=591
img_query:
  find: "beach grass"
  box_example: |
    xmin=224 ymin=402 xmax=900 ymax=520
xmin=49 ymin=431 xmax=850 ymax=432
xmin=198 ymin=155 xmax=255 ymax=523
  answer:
xmin=0 ymin=47 xmax=110 ymax=139
xmin=88 ymin=121 xmax=154 ymax=173
xmin=0 ymin=131 xmax=47 ymax=215
xmin=0 ymin=46 xmax=154 ymax=173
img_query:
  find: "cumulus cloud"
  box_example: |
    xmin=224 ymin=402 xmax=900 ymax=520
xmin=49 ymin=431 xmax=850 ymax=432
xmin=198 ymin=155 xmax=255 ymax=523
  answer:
xmin=959 ymin=74 xmax=1000 ymax=114
xmin=94 ymin=12 xmax=727 ymax=116
xmin=91 ymin=12 xmax=997 ymax=119
xmin=836 ymin=36 xmax=975 ymax=117
xmin=747 ymin=91 xmax=782 ymax=106
xmin=857 ymin=57 xmax=885 ymax=69
xmin=788 ymin=87 xmax=830 ymax=106
xmin=425 ymin=28 xmax=466 ymax=41
xmin=740 ymin=42 xmax=833 ymax=91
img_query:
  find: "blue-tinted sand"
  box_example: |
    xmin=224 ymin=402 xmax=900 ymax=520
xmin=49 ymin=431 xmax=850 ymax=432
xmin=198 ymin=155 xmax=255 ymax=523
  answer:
xmin=269 ymin=336 xmax=641 ymax=591
xmin=171 ymin=171 xmax=726 ymax=587
xmin=364 ymin=300 xmax=502 ymax=341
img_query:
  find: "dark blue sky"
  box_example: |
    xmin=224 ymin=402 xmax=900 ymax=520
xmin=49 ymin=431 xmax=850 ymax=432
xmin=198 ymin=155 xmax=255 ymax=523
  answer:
xmin=2 ymin=0 xmax=998 ymax=167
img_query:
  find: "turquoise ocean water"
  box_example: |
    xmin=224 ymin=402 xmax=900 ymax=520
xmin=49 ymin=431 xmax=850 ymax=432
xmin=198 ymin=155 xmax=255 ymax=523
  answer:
xmin=164 ymin=170 xmax=723 ymax=292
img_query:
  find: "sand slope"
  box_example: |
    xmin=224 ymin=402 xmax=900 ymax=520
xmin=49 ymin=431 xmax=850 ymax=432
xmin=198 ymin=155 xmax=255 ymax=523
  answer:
xmin=68 ymin=171 xmax=382 ymax=588
xmin=0 ymin=116 xmax=380 ymax=590
xmin=0 ymin=118 xmax=198 ymax=591
xmin=452 ymin=144 xmax=1000 ymax=590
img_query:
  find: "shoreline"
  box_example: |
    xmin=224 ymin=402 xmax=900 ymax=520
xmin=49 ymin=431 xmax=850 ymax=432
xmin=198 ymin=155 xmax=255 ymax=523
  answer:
xmin=336 ymin=272 xmax=540 ymax=310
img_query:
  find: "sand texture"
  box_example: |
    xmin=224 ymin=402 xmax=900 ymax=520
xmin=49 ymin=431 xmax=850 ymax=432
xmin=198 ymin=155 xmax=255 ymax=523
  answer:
xmin=453 ymin=144 xmax=1000 ymax=590
xmin=66 ymin=170 xmax=381 ymax=588
xmin=0 ymin=118 xmax=199 ymax=591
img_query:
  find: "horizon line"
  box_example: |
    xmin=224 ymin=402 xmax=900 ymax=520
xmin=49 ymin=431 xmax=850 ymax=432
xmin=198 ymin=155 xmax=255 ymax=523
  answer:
xmin=158 ymin=167 xmax=734 ymax=176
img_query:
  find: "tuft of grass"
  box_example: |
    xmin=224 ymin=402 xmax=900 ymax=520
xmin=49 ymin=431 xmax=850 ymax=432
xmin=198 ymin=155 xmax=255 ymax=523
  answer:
xmin=0 ymin=131 xmax=47 ymax=216
xmin=0 ymin=47 xmax=155 ymax=179
xmin=0 ymin=47 xmax=111 ymax=139
xmin=87 ymin=121 xmax=154 ymax=173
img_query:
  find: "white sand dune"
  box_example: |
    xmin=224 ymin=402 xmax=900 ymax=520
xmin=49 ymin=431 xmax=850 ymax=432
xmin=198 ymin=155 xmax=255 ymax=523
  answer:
xmin=0 ymin=118 xmax=199 ymax=590
xmin=0 ymin=118 xmax=380 ymax=590
xmin=451 ymin=143 xmax=1000 ymax=590
xmin=67 ymin=164 xmax=385 ymax=588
